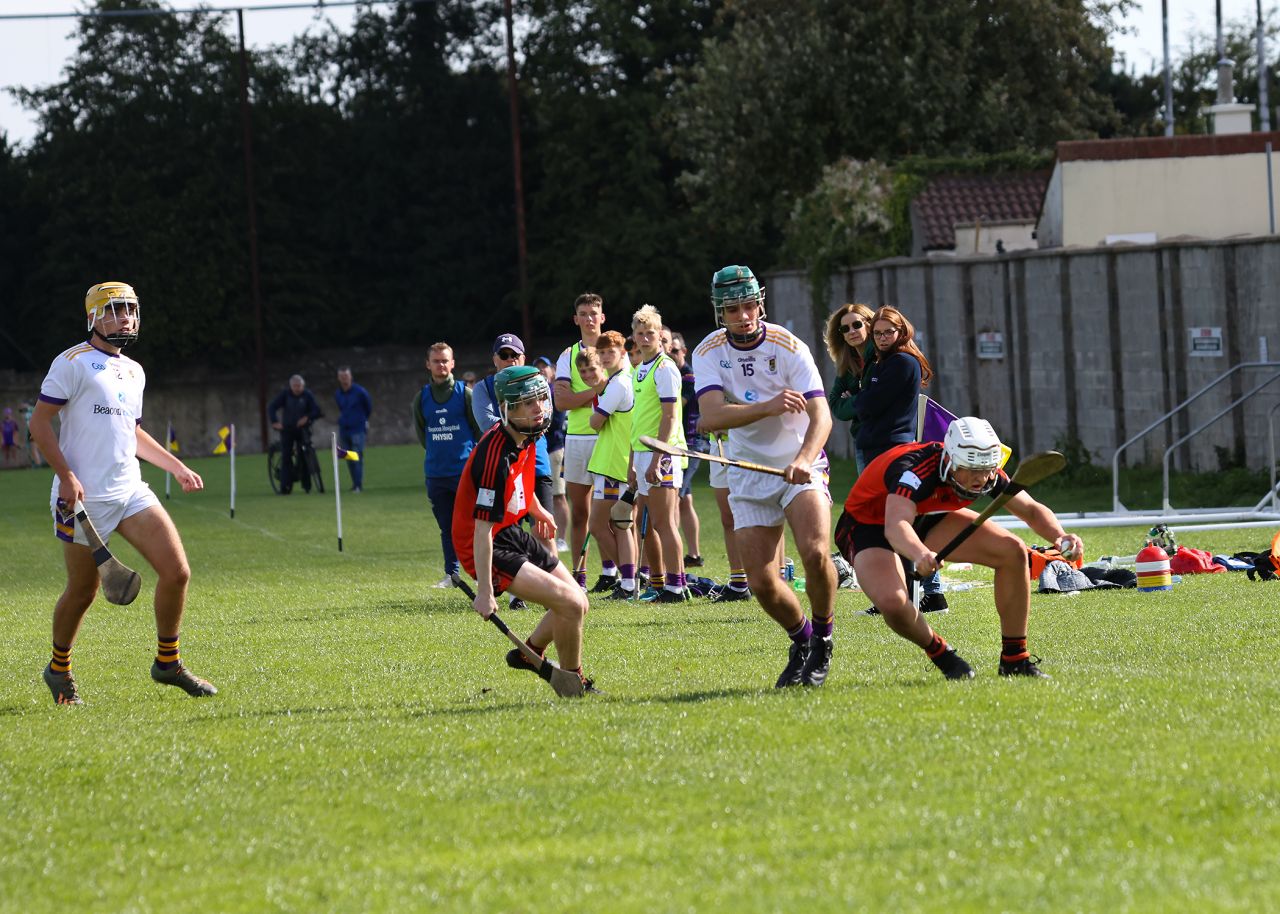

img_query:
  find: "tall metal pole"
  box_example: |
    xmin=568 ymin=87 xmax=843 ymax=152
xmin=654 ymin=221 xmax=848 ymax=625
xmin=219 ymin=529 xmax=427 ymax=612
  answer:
xmin=1162 ymin=0 xmax=1174 ymax=135
xmin=237 ymin=9 xmax=269 ymax=451
xmin=1261 ymin=0 xmax=1276 ymax=233
xmin=504 ymin=0 xmax=531 ymax=346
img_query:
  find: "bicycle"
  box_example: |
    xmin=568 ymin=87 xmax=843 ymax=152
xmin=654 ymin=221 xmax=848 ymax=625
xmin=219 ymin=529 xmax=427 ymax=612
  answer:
xmin=267 ymin=425 xmax=325 ymax=495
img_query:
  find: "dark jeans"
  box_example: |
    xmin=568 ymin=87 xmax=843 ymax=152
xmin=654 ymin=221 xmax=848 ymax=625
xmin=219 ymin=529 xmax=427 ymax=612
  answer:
xmin=280 ymin=426 xmax=312 ymax=493
xmin=339 ymin=429 xmax=366 ymax=489
xmin=426 ymin=475 xmax=461 ymax=576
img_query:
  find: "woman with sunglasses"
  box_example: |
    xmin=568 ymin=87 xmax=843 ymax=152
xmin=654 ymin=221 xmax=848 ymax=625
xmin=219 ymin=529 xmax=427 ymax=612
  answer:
xmin=855 ymin=305 xmax=946 ymax=614
xmin=824 ymin=304 xmax=877 ymax=457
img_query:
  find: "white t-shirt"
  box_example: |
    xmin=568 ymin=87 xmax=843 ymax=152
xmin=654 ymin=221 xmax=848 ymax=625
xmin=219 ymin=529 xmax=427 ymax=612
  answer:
xmin=691 ymin=322 xmax=825 ymax=467
xmin=595 ymin=367 xmax=634 ymax=416
xmin=40 ymin=342 xmax=145 ymax=501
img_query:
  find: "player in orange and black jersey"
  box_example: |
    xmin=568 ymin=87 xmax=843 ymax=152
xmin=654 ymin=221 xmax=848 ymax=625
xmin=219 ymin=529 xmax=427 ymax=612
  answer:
xmin=835 ymin=417 xmax=1083 ymax=681
xmin=452 ymin=366 xmax=593 ymax=693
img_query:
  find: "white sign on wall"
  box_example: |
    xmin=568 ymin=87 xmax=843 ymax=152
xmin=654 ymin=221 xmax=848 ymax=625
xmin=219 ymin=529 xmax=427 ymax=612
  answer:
xmin=1188 ymin=327 xmax=1223 ymax=357
xmin=976 ymin=332 xmax=1005 ymax=360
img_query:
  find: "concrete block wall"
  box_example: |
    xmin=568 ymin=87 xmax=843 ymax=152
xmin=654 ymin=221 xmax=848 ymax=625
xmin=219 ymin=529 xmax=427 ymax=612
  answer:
xmin=767 ymin=236 xmax=1280 ymax=473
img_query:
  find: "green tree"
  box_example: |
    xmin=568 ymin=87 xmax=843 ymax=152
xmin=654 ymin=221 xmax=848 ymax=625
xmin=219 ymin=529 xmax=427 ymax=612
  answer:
xmin=668 ymin=0 xmax=1130 ymax=269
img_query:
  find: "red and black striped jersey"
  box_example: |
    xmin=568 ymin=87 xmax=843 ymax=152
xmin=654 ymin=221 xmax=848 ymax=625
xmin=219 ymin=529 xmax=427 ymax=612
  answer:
xmin=452 ymin=424 xmax=538 ymax=571
xmin=843 ymin=441 xmax=1009 ymax=524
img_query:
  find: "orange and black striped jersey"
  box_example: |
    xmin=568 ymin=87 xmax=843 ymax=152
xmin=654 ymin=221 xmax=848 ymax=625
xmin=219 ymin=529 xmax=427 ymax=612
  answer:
xmin=452 ymin=423 xmax=538 ymax=571
xmin=843 ymin=441 xmax=1009 ymax=524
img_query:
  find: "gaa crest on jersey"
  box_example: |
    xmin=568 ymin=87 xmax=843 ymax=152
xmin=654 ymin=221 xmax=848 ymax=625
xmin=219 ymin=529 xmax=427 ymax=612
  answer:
xmin=719 ymin=359 xmax=731 ymax=369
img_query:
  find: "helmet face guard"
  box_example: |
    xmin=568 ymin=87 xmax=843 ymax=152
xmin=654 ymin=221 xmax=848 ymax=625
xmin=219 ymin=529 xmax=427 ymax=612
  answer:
xmin=85 ymin=282 xmax=140 ymax=347
xmin=496 ymin=366 xmax=552 ymax=439
xmin=940 ymin=417 xmax=1003 ymax=499
xmin=710 ymin=265 xmax=766 ymax=343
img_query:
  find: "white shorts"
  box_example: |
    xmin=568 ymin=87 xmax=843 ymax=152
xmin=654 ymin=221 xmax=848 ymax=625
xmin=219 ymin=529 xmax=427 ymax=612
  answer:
xmin=591 ymin=473 xmax=628 ymax=502
xmin=550 ymin=449 xmax=566 ymax=496
xmin=708 ymin=458 xmax=729 ymax=490
xmin=53 ymin=484 xmax=160 ymax=546
xmin=727 ymin=457 xmax=830 ymax=530
xmin=562 ymin=435 xmax=597 ymax=487
xmin=634 ymin=452 xmax=683 ymax=497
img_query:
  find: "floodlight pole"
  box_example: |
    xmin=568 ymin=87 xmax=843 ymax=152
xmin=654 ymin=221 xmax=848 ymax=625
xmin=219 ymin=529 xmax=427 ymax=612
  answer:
xmin=504 ymin=0 xmax=531 ymax=346
xmin=1162 ymin=0 xmax=1174 ymax=136
xmin=237 ymin=8 xmax=269 ymax=452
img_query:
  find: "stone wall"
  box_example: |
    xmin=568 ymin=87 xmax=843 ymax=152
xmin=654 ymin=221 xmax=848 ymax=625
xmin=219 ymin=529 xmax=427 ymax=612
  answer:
xmin=767 ymin=236 xmax=1280 ymax=470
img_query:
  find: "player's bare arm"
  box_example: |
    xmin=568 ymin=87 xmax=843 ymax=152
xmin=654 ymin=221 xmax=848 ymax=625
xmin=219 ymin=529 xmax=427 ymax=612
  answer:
xmin=696 ymin=388 xmax=804 ymax=432
xmin=553 ymin=378 xmax=603 ymax=411
xmin=884 ymin=494 xmax=939 ymax=575
xmin=29 ymin=400 xmax=83 ymax=507
xmin=470 ymin=520 xmax=499 ymax=618
xmin=1006 ymin=490 xmax=1085 ymax=560
xmin=135 ymin=426 xmax=204 ymax=493
xmin=782 ymin=396 xmax=833 ymax=484
xmin=646 ymin=402 xmax=678 ymax=482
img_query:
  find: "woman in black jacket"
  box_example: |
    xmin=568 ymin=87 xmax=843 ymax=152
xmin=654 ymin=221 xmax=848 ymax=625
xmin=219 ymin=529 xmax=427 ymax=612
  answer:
xmin=855 ymin=305 xmax=947 ymax=613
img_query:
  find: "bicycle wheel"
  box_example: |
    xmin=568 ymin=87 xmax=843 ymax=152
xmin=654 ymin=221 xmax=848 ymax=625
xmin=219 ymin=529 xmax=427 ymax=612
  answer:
xmin=267 ymin=442 xmax=283 ymax=494
xmin=305 ymin=446 xmax=325 ymax=494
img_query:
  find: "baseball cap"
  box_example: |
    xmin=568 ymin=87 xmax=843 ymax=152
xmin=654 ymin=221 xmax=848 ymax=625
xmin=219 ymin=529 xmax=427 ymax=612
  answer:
xmin=493 ymin=333 xmax=525 ymax=355
xmin=533 ymin=355 xmax=553 ymax=368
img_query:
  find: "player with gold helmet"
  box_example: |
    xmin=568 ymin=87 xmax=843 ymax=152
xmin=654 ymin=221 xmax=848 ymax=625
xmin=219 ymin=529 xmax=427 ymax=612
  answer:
xmin=28 ymin=282 xmax=217 ymax=706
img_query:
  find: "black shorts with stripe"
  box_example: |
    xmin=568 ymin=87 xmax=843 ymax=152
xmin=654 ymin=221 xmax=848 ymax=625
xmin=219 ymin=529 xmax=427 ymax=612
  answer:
xmin=834 ymin=510 xmax=948 ymax=562
xmin=490 ymin=524 xmax=559 ymax=595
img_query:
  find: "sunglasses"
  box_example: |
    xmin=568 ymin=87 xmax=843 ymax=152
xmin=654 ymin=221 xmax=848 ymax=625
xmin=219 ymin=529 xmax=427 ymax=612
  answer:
xmin=497 ymin=349 xmax=520 ymax=359
xmin=840 ymin=320 xmax=865 ymax=332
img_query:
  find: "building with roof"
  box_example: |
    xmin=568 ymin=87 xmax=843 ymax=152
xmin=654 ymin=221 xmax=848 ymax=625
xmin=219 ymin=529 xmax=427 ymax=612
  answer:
xmin=909 ymin=171 xmax=1049 ymax=257
xmin=1036 ymin=132 xmax=1280 ymax=248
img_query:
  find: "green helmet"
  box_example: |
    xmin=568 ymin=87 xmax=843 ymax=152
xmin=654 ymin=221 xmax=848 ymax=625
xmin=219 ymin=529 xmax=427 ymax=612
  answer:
xmin=710 ymin=264 xmax=766 ymax=329
xmin=494 ymin=365 xmax=552 ymax=437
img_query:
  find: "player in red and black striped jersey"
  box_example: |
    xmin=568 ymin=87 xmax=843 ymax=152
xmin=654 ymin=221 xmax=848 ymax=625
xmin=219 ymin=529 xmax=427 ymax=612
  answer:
xmin=452 ymin=366 xmax=593 ymax=691
xmin=836 ymin=418 xmax=1083 ymax=680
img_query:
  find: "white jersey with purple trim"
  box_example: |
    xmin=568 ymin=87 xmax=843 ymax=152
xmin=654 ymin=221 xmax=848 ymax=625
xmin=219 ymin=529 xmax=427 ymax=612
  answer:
xmin=39 ymin=342 xmax=145 ymax=501
xmin=692 ymin=322 xmax=824 ymax=467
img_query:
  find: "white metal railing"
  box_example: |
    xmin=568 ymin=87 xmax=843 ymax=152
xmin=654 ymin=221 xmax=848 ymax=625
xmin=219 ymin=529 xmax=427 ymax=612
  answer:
xmin=1111 ymin=361 xmax=1280 ymax=512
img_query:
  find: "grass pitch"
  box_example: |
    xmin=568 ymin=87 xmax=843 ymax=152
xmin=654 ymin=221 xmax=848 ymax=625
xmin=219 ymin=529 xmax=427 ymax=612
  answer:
xmin=1 ymin=446 xmax=1277 ymax=913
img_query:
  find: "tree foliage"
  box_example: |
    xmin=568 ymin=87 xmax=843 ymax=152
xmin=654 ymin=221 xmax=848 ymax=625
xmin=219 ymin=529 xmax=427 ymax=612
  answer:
xmin=4 ymin=0 xmax=1266 ymax=377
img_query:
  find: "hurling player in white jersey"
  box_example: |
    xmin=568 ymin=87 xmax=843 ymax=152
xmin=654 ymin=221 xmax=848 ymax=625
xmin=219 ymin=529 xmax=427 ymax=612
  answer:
xmin=29 ymin=282 xmax=216 ymax=706
xmin=692 ymin=265 xmax=838 ymax=689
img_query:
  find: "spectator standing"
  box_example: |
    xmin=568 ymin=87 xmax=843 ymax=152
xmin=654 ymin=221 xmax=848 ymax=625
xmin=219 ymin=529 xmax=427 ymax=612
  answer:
xmin=535 ymin=355 xmax=570 ymax=553
xmin=268 ymin=375 xmax=323 ymax=494
xmin=413 ymin=343 xmax=481 ymax=588
xmin=334 ymin=366 xmax=373 ymax=492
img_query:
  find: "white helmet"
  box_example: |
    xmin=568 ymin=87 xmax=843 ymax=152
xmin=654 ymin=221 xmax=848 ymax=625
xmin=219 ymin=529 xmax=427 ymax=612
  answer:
xmin=941 ymin=417 xmax=1002 ymax=498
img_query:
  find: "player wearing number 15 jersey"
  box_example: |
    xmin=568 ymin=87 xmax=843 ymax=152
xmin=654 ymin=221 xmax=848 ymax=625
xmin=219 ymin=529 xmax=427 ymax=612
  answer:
xmin=691 ymin=265 xmax=838 ymax=689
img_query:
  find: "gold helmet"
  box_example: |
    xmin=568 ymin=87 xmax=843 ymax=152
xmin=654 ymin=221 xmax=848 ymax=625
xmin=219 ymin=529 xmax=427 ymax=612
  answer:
xmin=85 ymin=282 xmax=140 ymax=346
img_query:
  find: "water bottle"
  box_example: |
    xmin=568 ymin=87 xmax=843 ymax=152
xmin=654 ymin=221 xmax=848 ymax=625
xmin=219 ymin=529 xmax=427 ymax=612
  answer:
xmin=782 ymin=558 xmax=795 ymax=582
xmin=793 ymin=577 xmax=806 ymax=593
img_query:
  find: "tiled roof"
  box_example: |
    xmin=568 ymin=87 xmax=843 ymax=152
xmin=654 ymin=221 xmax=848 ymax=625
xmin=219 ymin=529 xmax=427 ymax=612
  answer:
xmin=911 ymin=171 xmax=1049 ymax=251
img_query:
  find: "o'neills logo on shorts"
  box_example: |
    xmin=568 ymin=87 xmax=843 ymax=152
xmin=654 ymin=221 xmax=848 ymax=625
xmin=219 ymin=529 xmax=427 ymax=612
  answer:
xmin=93 ymin=404 xmax=126 ymax=416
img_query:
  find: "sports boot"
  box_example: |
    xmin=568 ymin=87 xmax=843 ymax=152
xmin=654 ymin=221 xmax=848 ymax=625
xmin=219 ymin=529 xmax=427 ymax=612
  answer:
xmin=151 ymin=662 xmax=217 ymax=697
xmin=711 ymin=584 xmax=751 ymax=603
xmin=590 ymin=574 xmax=618 ymax=594
xmin=775 ymin=639 xmax=811 ymax=688
xmin=654 ymin=588 xmax=689 ymax=604
xmin=919 ymin=592 xmax=950 ymax=614
xmin=999 ymin=655 xmax=1050 ymax=679
xmin=930 ymin=648 xmax=975 ymax=680
xmin=800 ymin=635 xmax=833 ymax=687
xmin=43 ymin=664 xmax=83 ymax=706
xmin=605 ymin=584 xmax=637 ymax=601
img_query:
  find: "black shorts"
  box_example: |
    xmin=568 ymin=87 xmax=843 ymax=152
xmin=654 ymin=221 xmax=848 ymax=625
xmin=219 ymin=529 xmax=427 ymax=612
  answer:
xmin=834 ymin=510 xmax=947 ymax=562
xmin=490 ymin=523 xmax=559 ymax=595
